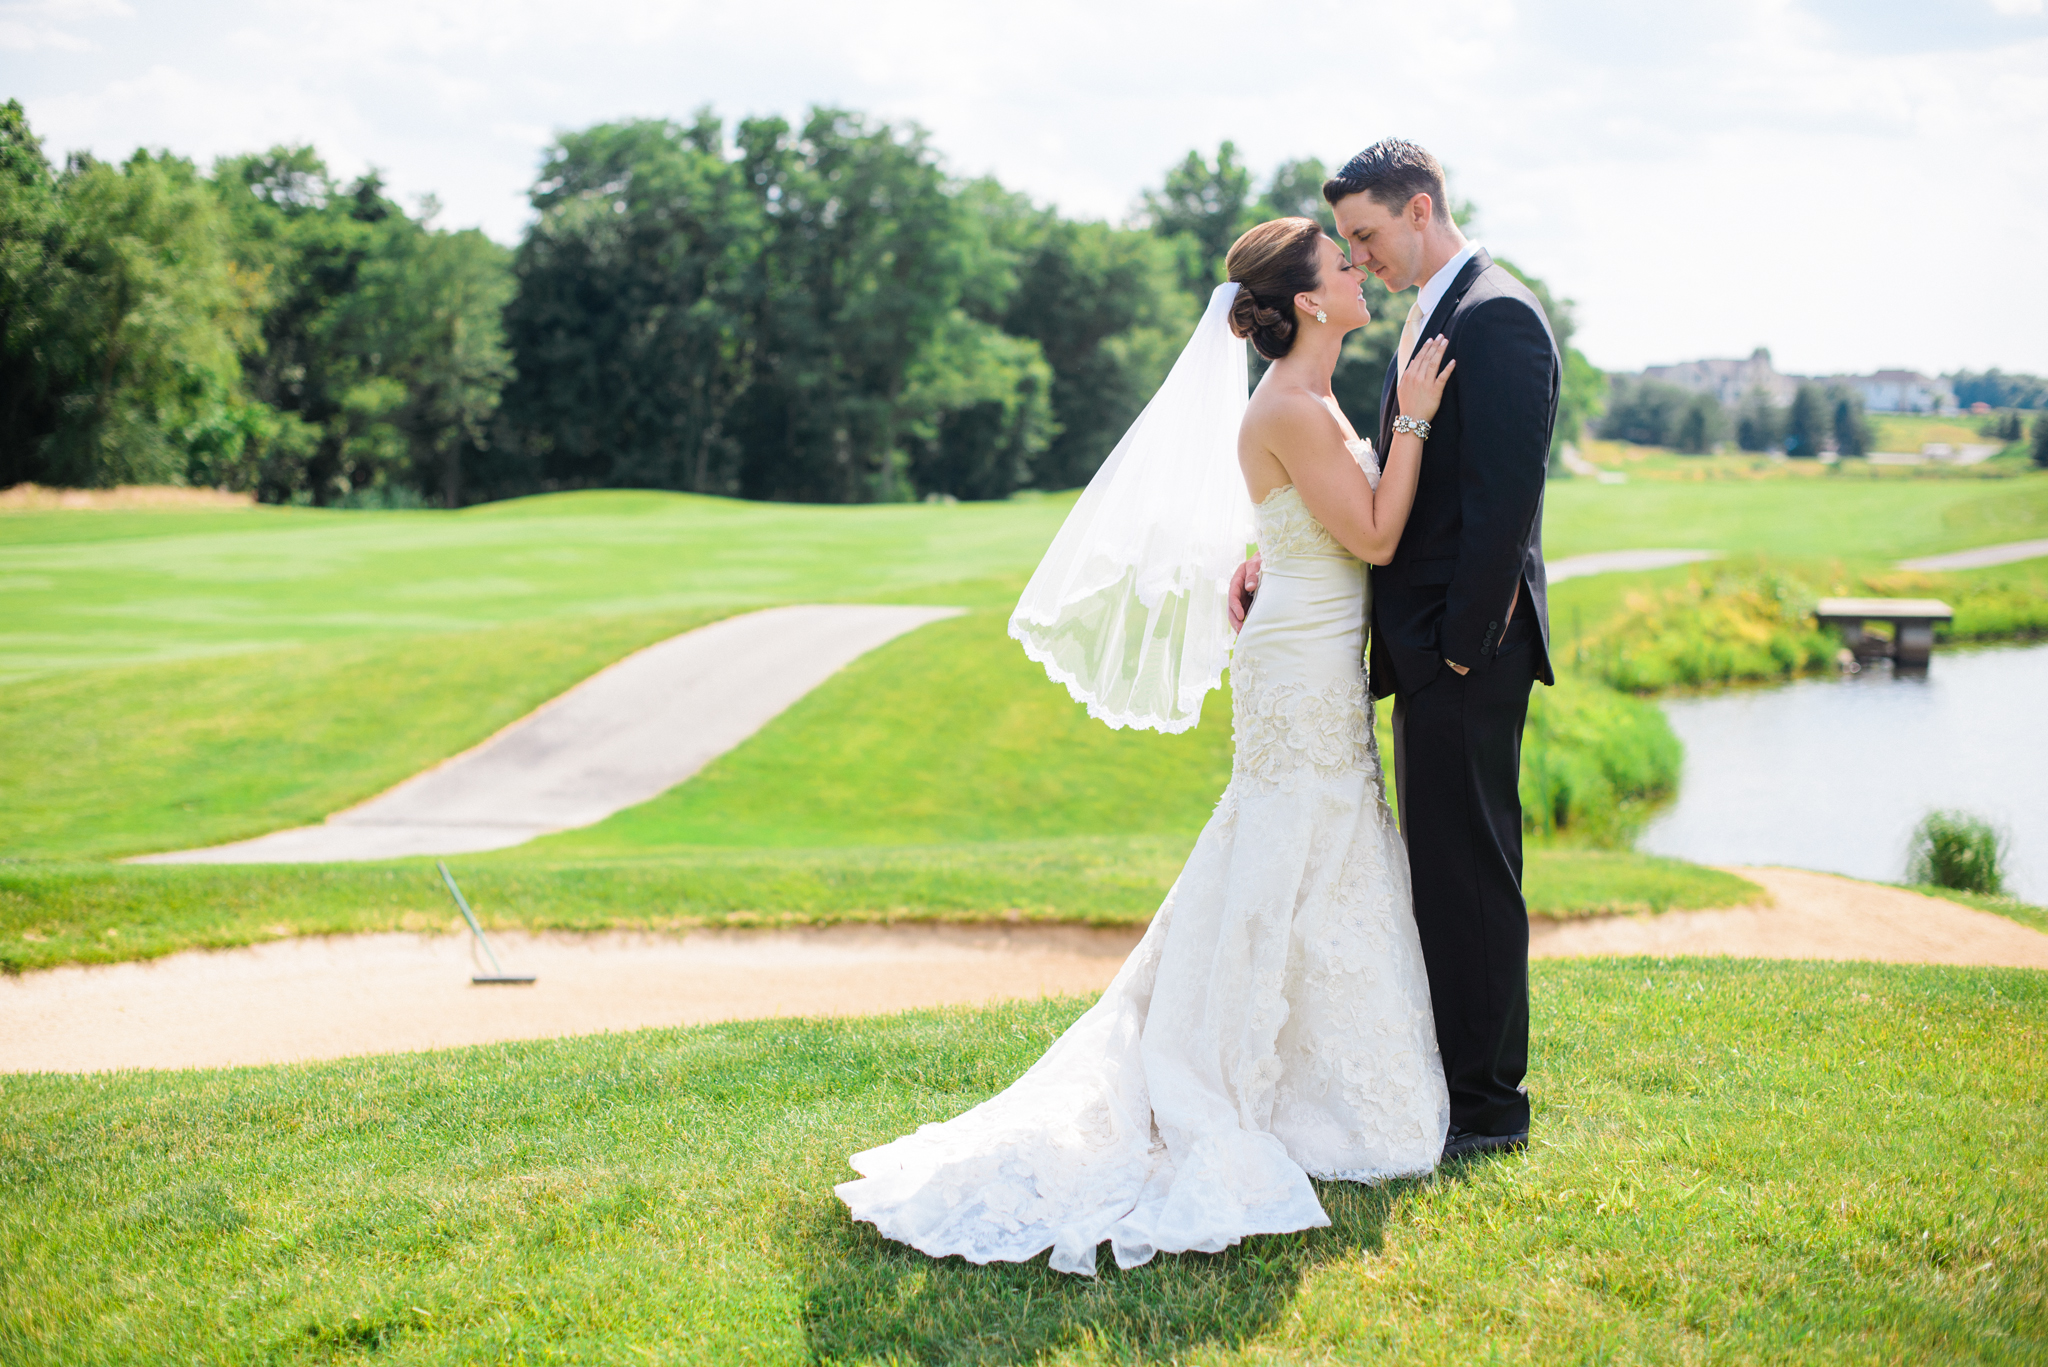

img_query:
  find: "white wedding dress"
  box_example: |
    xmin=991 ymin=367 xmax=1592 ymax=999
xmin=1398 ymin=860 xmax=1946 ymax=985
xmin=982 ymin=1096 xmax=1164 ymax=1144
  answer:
xmin=837 ymin=442 xmax=1449 ymax=1275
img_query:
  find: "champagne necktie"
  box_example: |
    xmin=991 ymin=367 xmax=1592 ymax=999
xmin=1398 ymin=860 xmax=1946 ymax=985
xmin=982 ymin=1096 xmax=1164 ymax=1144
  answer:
xmin=1396 ymin=299 xmax=1425 ymax=374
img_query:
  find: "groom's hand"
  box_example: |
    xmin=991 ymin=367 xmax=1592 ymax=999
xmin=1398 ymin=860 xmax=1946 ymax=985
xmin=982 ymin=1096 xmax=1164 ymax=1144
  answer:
xmin=1228 ymin=556 xmax=1262 ymax=632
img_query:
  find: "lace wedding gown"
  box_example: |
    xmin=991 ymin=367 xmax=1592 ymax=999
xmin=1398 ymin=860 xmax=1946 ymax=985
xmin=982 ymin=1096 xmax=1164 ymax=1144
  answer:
xmin=837 ymin=442 xmax=1448 ymax=1275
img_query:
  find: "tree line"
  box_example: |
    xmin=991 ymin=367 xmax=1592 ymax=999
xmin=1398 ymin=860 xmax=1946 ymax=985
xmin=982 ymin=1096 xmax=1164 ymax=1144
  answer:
xmin=1600 ymin=374 xmax=1871 ymax=458
xmin=1 ymin=99 xmax=1600 ymax=506
xmin=1951 ymin=369 xmax=2047 ymax=412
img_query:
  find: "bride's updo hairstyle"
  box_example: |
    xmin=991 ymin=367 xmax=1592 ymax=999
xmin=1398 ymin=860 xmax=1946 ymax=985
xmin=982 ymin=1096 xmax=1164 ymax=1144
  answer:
xmin=1225 ymin=217 xmax=1326 ymax=360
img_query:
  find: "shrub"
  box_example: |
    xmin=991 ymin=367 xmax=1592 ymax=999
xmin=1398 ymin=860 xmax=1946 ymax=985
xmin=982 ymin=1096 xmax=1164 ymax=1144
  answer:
xmin=1907 ymin=810 xmax=2007 ymax=895
xmin=1860 ymin=567 xmax=2048 ymax=643
xmin=1583 ymin=563 xmax=1837 ymax=692
xmin=1520 ymin=679 xmax=1682 ymax=845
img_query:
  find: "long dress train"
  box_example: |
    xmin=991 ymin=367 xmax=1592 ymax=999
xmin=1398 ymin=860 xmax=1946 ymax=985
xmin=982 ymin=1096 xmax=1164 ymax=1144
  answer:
xmin=836 ymin=454 xmax=1449 ymax=1275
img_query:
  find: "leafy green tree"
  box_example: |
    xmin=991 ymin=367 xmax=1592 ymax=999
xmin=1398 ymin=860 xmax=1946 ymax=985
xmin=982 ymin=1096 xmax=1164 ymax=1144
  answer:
xmin=728 ymin=108 xmax=974 ymax=502
xmin=1736 ymin=387 xmax=1782 ymax=452
xmin=1258 ymin=157 xmax=1336 ymax=232
xmin=15 ymin=143 xmax=263 ymax=488
xmin=1143 ymin=142 xmax=1256 ymax=305
xmin=899 ymin=310 xmax=1055 ymax=499
xmin=214 ymin=148 xmax=512 ymax=503
xmin=1602 ymin=377 xmax=1690 ymax=446
xmin=999 ymin=217 xmax=1192 ymax=489
xmin=2033 ymin=412 xmax=2048 ymax=468
xmin=0 ymin=98 xmax=60 ymax=479
xmin=344 ymin=218 xmax=512 ymax=506
xmin=1950 ymin=367 xmax=2047 ymax=410
xmin=503 ymin=111 xmax=1062 ymax=504
xmin=498 ymin=115 xmax=758 ymax=499
xmin=1673 ymin=391 xmax=1727 ymax=454
xmin=1784 ymin=382 xmax=1829 ymax=457
xmin=1829 ymin=385 xmax=1869 ymax=457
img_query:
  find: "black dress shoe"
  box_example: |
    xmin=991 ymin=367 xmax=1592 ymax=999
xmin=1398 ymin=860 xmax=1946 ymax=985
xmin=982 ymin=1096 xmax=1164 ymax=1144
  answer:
xmin=1442 ymin=1126 xmax=1529 ymax=1161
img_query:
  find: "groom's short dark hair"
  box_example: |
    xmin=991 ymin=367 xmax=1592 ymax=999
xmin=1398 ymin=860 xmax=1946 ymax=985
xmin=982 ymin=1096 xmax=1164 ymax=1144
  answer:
xmin=1323 ymin=140 xmax=1449 ymax=222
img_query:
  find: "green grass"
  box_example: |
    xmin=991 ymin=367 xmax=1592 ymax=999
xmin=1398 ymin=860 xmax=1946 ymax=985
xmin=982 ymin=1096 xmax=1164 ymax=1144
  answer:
xmin=540 ymin=606 xmax=1232 ymax=853
xmin=1551 ymin=556 xmax=2048 ymax=695
xmin=0 ymin=609 xmax=733 ymax=860
xmin=7 ymin=479 xmax=2042 ymax=970
xmin=0 ymin=490 xmax=1072 ymax=680
xmin=1574 ymin=432 xmax=2031 ymax=482
xmin=1541 ymin=463 xmax=2048 ymax=560
xmin=1522 ymin=851 xmax=1757 ymax=919
xmin=1865 ymin=412 xmax=2006 ymax=452
xmin=4 ymin=959 xmax=2042 ymax=1364
xmin=3 ymin=555 xmax=1712 ymax=973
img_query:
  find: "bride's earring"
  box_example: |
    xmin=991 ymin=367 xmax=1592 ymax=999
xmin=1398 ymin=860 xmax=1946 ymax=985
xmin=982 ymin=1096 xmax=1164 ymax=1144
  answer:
xmin=1315 ymin=308 xmax=1328 ymax=324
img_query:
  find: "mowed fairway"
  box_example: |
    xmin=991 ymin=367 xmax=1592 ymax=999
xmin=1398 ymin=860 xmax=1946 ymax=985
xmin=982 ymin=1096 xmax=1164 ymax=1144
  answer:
xmin=1538 ymin=466 xmax=2048 ymax=562
xmin=3 ymin=960 xmax=2042 ymax=1364
xmin=0 ymin=485 xmax=1792 ymax=967
xmin=0 ymin=491 xmax=1075 ymax=676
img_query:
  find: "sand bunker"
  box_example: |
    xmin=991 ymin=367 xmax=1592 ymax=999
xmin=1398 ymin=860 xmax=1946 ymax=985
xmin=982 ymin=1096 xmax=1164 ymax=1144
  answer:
xmin=1530 ymin=867 xmax=2048 ymax=968
xmin=4 ymin=867 xmax=2041 ymax=1075
xmin=0 ymin=923 xmax=1146 ymax=1073
xmin=0 ymin=483 xmax=257 ymax=510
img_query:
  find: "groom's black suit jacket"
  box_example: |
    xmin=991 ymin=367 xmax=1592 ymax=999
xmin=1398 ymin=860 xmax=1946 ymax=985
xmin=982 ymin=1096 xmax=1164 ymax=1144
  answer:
xmin=1371 ymin=249 xmax=1559 ymax=700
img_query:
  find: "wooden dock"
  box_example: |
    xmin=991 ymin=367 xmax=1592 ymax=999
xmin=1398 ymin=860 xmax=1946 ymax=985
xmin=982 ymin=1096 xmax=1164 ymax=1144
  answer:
xmin=1814 ymin=597 xmax=1954 ymax=667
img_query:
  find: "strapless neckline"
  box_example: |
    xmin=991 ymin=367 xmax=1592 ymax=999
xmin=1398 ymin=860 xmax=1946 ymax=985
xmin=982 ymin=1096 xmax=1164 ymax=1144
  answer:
xmin=1254 ymin=437 xmax=1380 ymax=508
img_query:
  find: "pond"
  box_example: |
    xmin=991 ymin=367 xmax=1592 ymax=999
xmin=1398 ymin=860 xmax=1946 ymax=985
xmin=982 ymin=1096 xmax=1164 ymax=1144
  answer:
xmin=1639 ymin=641 xmax=2048 ymax=904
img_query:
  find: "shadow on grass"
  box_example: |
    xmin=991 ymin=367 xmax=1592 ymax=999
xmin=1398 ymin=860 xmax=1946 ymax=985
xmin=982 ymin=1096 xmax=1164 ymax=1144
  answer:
xmin=790 ymin=1171 xmax=1454 ymax=1365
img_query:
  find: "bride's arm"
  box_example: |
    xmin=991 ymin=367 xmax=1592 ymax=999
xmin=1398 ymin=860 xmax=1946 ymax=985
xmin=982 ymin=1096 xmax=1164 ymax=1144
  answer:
xmin=1279 ymin=337 xmax=1454 ymax=566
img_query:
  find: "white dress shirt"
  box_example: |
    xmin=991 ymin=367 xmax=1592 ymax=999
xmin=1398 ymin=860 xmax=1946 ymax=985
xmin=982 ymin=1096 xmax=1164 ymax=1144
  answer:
xmin=1414 ymin=239 xmax=1483 ymax=330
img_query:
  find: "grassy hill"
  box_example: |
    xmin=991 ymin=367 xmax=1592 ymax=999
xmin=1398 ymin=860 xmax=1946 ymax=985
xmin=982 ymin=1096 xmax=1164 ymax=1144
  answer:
xmin=5 ymin=473 xmax=2047 ymax=969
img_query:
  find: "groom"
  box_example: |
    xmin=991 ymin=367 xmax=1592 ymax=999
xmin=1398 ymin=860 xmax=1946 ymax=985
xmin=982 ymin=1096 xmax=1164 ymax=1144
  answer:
xmin=1232 ymin=139 xmax=1558 ymax=1160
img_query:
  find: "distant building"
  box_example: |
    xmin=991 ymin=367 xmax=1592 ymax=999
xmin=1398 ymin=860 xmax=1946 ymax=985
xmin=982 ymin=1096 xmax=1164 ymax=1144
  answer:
xmin=1632 ymin=351 xmax=1956 ymax=414
xmin=1641 ymin=348 xmax=1797 ymax=406
xmin=1827 ymin=370 xmax=1956 ymax=413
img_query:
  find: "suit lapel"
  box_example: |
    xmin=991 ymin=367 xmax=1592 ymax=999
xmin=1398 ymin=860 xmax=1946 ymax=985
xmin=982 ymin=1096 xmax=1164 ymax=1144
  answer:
xmin=1377 ymin=347 xmax=1400 ymax=451
xmin=1377 ymin=248 xmax=1491 ymax=448
xmin=1422 ymin=248 xmax=1489 ymax=345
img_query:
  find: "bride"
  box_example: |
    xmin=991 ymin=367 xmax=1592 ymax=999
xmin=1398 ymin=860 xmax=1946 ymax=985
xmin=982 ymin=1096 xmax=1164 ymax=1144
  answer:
xmin=836 ymin=217 xmax=1456 ymax=1276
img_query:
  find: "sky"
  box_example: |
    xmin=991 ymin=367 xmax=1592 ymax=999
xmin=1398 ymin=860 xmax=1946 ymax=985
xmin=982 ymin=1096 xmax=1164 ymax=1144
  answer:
xmin=5 ymin=0 xmax=2046 ymax=377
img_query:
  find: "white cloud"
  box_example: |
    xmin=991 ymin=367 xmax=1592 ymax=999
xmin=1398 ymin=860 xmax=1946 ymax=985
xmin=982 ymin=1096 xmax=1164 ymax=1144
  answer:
xmin=0 ymin=0 xmax=130 ymax=49
xmin=4 ymin=0 xmax=2045 ymax=374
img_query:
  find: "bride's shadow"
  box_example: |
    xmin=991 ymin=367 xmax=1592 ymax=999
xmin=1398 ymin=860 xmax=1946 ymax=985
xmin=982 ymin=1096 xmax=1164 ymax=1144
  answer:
xmin=791 ymin=1172 xmax=1455 ymax=1365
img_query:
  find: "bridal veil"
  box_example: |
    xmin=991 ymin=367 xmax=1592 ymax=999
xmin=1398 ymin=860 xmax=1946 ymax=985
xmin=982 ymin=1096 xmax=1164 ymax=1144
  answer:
xmin=1008 ymin=282 xmax=1254 ymax=734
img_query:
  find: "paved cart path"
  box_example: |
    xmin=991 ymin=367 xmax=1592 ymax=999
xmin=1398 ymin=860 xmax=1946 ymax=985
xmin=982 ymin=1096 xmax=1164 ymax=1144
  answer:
xmin=132 ymin=604 xmax=962 ymax=864
xmin=1897 ymin=538 xmax=2048 ymax=572
xmin=1547 ymin=549 xmax=1721 ymax=582
xmin=5 ymin=867 xmax=2042 ymax=1074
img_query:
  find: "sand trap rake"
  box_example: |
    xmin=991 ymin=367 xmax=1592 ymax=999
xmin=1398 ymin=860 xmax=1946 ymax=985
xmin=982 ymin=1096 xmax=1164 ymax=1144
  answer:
xmin=437 ymin=860 xmax=536 ymax=985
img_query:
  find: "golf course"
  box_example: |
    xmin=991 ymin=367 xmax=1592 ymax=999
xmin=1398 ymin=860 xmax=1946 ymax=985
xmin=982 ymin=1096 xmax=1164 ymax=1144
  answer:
xmin=5 ymin=464 xmax=2048 ymax=1362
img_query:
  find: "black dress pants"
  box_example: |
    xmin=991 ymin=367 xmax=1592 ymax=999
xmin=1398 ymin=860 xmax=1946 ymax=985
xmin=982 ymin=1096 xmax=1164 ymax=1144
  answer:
xmin=1390 ymin=610 xmax=1537 ymax=1137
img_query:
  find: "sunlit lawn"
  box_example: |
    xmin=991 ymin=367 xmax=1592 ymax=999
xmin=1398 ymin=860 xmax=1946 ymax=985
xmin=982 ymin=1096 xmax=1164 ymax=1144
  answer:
xmin=5 ymin=479 xmax=2044 ymax=971
xmin=3 ymin=958 xmax=2041 ymax=1365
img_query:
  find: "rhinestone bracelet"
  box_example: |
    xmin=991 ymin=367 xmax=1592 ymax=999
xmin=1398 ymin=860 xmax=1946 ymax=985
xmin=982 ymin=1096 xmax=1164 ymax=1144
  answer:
xmin=1393 ymin=415 xmax=1431 ymax=441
